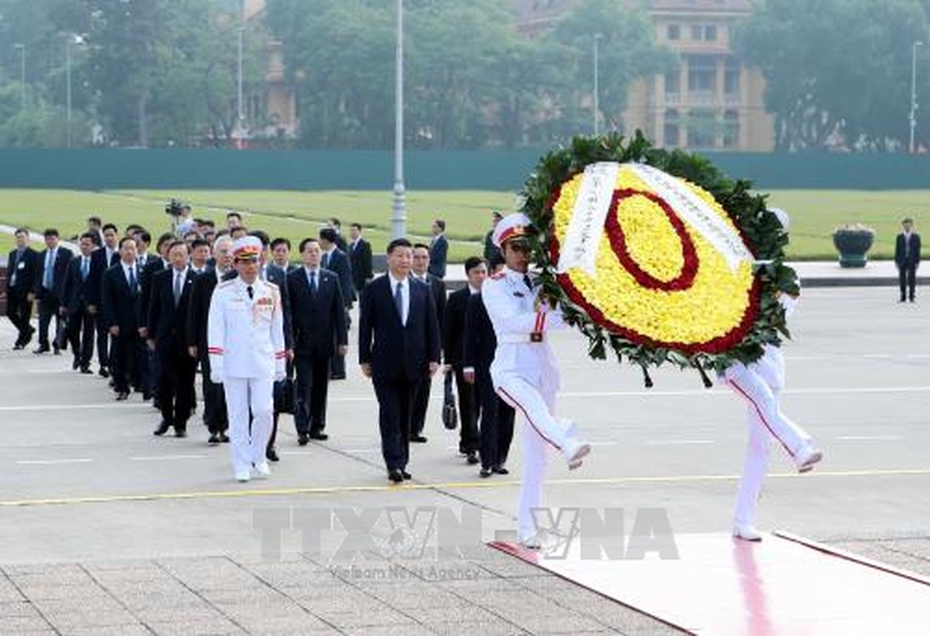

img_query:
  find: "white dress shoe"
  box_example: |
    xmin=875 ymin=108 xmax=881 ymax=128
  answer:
xmin=563 ymin=437 xmax=591 ymax=470
xmin=252 ymin=461 xmax=271 ymax=479
xmin=235 ymin=470 xmax=251 ymax=483
xmin=795 ymin=445 xmax=823 ymax=473
xmin=732 ymin=524 xmax=763 ymax=542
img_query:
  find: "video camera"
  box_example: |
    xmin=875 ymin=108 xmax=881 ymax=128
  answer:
xmin=165 ymin=199 xmax=186 ymax=217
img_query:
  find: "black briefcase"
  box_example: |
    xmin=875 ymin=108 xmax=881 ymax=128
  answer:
xmin=442 ymin=370 xmax=458 ymax=430
xmin=273 ymin=378 xmax=294 ymax=415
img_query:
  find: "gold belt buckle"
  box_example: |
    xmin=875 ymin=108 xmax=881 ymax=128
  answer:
xmin=530 ymin=332 xmax=543 ymax=343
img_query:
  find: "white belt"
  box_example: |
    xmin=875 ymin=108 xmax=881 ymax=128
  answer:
xmin=498 ymin=333 xmax=545 ymax=344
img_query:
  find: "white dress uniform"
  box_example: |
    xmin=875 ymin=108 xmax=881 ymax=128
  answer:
xmin=482 ymin=213 xmax=591 ymax=545
xmin=208 ymin=274 xmax=286 ymax=482
xmin=725 ymin=211 xmax=822 ymax=539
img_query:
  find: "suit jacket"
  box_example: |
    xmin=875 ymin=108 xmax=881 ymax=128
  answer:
xmin=186 ymin=268 xmax=225 ymax=361
xmin=442 ymin=287 xmax=472 ymax=368
xmin=139 ymin=257 xmax=167 ymax=330
xmin=287 ymin=267 xmax=347 ymax=358
xmin=34 ymin=246 xmax=74 ymax=298
xmin=322 ymin=247 xmax=356 ymax=306
xmin=147 ymin=267 xmax=197 ymax=347
xmin=349 ymin=238 xmax=374 ymax=289
xmin=463 ymin=292 xmax=497 ymax=374
xmin=413 ymin=273 xmax=446 ymax=333
xmin=223 ymin=266 xmax=294 ymax=349
xmin=428 ymin=234 xmax=448 ymax=279
xmin=359 ymin=274 xmax=440 ymax=381
xmin=101 ymin=263 xmax=142 ymax=331
xmin=92 ymin=246 xmax=119 ymax=271
xmin=5 ymin=247 xmax=39 ymax=293
xmin=61 ymin=253 xmax=104 ymax=313
xmin=895 ymin=232 xmax=922 ymax=267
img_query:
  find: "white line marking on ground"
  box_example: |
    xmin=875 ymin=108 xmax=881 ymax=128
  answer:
xmin=862 ymin=354 xmax=893 ymax=359
xmin=906 ymin=354 xmax=930 ymax=359
xmin=342 ymin=448 xmax=381 ymax=454
xmin=16 ymin=458 xmax=94 ymax=465
xmin=645 ymin=440 xmax=715 ymax=446
xmin=835 ymin=435 xmax=903 ymax=441
xmin=128 ymin=455 xmax=206 ymax=461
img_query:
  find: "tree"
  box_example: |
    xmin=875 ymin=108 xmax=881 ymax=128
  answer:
xmin=734 ymin=0 xmax=930 ymax=151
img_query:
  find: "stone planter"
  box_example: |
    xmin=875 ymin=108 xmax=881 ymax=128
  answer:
xmin=832 ymin=228 xmax=875 ymax=268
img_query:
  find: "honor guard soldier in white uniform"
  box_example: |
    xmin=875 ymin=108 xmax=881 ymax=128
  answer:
xmin=725 ymin=209 xmax=822 ymax=541
xmin=208 ymin=236 xmax=287 ymax=482
xmin=482 ymin=213 xmax=592 ymax=548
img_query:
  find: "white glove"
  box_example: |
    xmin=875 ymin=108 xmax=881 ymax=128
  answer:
xmin=211 ymin=373 xmax=224 ymax=384
xmin=274 ymin=372 xmax=286 ymax=383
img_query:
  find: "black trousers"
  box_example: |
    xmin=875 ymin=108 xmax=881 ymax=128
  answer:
xmin=410 ymin=372 xmax=432 ymax=437
xmin=36 ymin=289 xmax=63 ymax=349
xmin=477 ymin=371 xmax=515 ymax=470
xmin=295 ymin=353 xmax=331 ymax=434
xmin=6 ymin=288 xmax=32 ymax=344
xmin=156 ymin=338 xmax=197 ymax=429
xmin=199 ymin=359 xmax=228 ymax=434
xmin=66 ymin=305 xmax=96 ymax=368
xmin=898 ymin=263 xmax=917 ymax=300
xmin=454 ymin=368 xmax=480 ymax=454
xmin=373 ymin=376 xmax=419 ymax=471
xmin=110 ymin=329 xmax=144 ymax=393
xmin=95 ymin=315 xmax=110 ymax=369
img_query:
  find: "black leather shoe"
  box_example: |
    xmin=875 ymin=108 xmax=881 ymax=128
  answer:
xmin=72 ymin=358 xmax=80 ymax=370
xmin=220 ymin=433 xmax=230 ymax=443
xmin=13 ymin=343 xmax=24 ymax=351
xmin=466 ymin=452 xmax=479 ymax=465
xmin=153 ymin=421 xmax=171 ymax=436
xmin=99 ymin=368 xmax=110 ymax=379
xmin=401 ymin=470 xmax=412 ymax=480
xmin=492 ymin=466 xmax=510 ymax=475
xmin=480 ymin=468 xmax=493 ymax=478
xmin=33 ymin=346 xmax=50 ymax=355
xmin=208 ymin=433 xmax=221 ymax=445
xmin=80 ymin=366 xmax=92 ymax=374
xmin=115 ymin=391 xmax=129 ymax=401
xmin=53 ymin=345 xmax=61 ymax=355
xmin=388 ymin=469 xmax=404 ymax=483
xmin=309 ymin=431 xmax=329 ymax=441
xmin=174 ymin=428 xmax=187 ymax=438
xmin=266 ymin=447 xmax=280 ymax=462
xmin=297 ymin=432 xmax=309 ymax=446
xmin=410 ymin=435 xmax=428 ymax=443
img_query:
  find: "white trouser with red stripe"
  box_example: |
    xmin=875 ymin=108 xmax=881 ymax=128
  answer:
xmin=494 ymin=367 xmax=576 ymax=542
xmin=223 ymin=377 xmax=274 ymax=477
xmin=725 ymin=347 xmax=813 ymax=526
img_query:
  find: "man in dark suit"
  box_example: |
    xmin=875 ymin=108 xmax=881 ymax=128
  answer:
xmin=428 ymin=219 xmax=448 ymax=279
xmin=327 ymin=217 xmax=349 ymax=252
xmin=91 ymin=223 xmax=121 ymax=378
xmin=895 ymin=217 xmax=921 ymax=303
xmin=187 ymin=236 xmax=233 ymax=444
xmin=409 ymin=243 xmax=447 ymax=444
xmin=443 ymin=257 xmax=487 ymax=464
xmin=464 ymin=273 xmax=515 ymax=478
xmin=348 ymin=223 xmax=374 ymax=295
xmin=320 ymin=227 xmax=354 ymax=380
xmin=139 ymin=232 xmax=173 ymax=402
xmin=483 ymin=211 xmax=504 ymax=270
xmin=5 ymin=228 xmax=39 ymax=349
xmin=101 ymin=236 xmax=144 ymax=400
xmin=32 ymin=229 xmax=73 ymax=354
xmin=61 ymin=233 xmax=104 ymax=373
xmin=147 ymin=240 xmax=198 ymax=437
xmin=359 ymin=238 xmax=441 ymax=483
xmin=270 ymin=237 xmax=296 ymax=274
xmin=288 ymin=238 xmax=348 ymax=444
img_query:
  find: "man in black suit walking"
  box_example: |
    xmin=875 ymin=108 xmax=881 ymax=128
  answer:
xmin=61 ymin=233 xmax=103 ymax=373
xmin=33 ymin=229 xmax=73 ymax=354
xmin=428 ymin=219 xmax=448 ymax=279
xmin=187 ymin=236 xmax=234 ymax=444
xmin=409 ymin=243 xmax=446 ymax=444
xmin=348 ymin=223 xmax=374 ymax=295
xmin=101 ymin=236 xmax=144 ymax=400
xmin=5 ymin=228 xmax=39 ymax=349
xmin=443 ymin=257 xmax=487 ymax=464
xmin=139 ymin=232 xmax=173 ymax=401
xmin=288 ymin=238 xmax=348 ymax=444
xmin=91 ymin=223 xmax=120 ymax=378
xmin=320 ymin=227 xmax=354 ymax=380
xmin=894 ymin=217 xmax=921 ymax=302
xmin=147 ymin=240 xmax=198 ymax=437
xmin=359 ymin=238 xmax=441 ymax=483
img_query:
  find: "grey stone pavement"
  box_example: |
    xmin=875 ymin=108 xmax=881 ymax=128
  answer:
xmin=0 ymin=284 xmax=929 ymax=634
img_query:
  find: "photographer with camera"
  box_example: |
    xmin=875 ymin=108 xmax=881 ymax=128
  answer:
xmin=166 ymin=199 xmax=195 ymax=237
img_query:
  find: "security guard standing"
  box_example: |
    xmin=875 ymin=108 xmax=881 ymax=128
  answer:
xmin=208 ymin=236 xmax=287 ymax=483
xmin=482 ymin=213 xmax=591 ymax=548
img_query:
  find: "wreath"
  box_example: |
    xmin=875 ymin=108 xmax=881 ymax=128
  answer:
xmin=519 ymin=132 xmax=799 ymax=384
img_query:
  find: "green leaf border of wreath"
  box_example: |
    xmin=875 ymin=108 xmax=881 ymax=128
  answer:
xmin=518 ymin=131 xmax=800 ymax=378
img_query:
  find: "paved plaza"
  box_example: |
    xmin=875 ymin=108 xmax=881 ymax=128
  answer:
xmin=0 ymin=286 xmax=928 ymax=634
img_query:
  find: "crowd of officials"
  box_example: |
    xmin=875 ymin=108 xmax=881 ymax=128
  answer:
xmin=3 ymin=207 xmax=518 ymax=482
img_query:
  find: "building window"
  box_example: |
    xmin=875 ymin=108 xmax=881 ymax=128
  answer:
xmin=723 ymin=110 xmax=740 ymax=149
xmin=724 ymin=59 xmax=741 ymax=98
xmin=691 ymin=24 xmax=703 ymax=40
xmin=686 ymin=54 xmax=716 ymax=95
xmin=667 ymin=24 xmax=680 ymax=41
xmin=688 ymin=109 xmax=717 ymax=148
xmin=664 ymin=109 xmax=680 ymax=147
xmin=704 ymin=25 xmax=717 ymax=41
xmin=665 ymin=70 xmax=680 ymax=96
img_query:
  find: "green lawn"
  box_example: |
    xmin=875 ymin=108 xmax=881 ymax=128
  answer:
xmin=0 ymin=188 xmax=924 ymax=261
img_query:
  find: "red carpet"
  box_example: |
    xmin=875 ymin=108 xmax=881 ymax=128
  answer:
xmin=490 ymin=532 xmax=930 ymax=635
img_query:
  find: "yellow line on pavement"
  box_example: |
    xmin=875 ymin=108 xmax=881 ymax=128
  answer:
xmin=1 ymin=468 xmax=928 ymax=508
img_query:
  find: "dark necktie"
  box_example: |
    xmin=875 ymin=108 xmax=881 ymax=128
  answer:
xmin=81 ymin=257 xmax=89 ymax=281
xmin=173 ymin=272 xmax=183 ymax=305
xmin=309 ymin=270 xmax=317 ymax=294
xmin=128 ymin=266 xmax=137 ymax=294
xmin=43 ymin=251 xmax=55 ymax=289
xmin=247 ymin=285 xmax=254 ymax=300
xmin=394 ymin=282 xmax=404 ymax=323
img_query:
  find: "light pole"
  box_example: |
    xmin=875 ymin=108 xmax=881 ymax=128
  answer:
xmin=391 ymin=0 xmax=406 ymax=239
xmin=14 ymin=43 xmax=25 ymax=111
xmin=594 ymin=33 xmax=602 ymax=136
xmin=910 ymin=40 xmax=923 ymax=154
xmin=237 ymin=26 xmax=245 ymax=139
xmin=65 ymin=34 xmax=84 ymax=149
